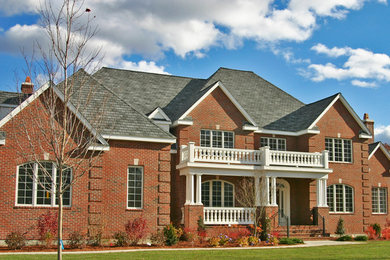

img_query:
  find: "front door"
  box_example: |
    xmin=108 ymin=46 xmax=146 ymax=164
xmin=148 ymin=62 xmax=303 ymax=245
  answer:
xmin=276 ymin=179 xmax=290 ymax=226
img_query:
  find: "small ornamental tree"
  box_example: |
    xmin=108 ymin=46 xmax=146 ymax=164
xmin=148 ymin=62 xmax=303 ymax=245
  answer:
xmin=38 ymin=211 xmax=58 ymax=248
xmin=125 ymin=217 xmax=147 ymax=245
xmin=335 ymin=218 xmax=345 ymax=237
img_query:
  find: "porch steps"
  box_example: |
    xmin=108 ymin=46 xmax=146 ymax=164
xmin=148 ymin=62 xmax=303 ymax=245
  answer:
xmin=276 ymin=225 xmax=329 ymax=239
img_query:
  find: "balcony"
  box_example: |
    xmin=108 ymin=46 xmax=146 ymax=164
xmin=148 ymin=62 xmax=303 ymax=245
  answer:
xmin=179 ymin=142 xmax=329 ymax=170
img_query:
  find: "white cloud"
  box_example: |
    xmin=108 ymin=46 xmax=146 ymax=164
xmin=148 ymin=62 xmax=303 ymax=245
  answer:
xmin=307 ymin=44 xmax=390 ymax=85
xmin=375 ymin=125 xmax=390 ymax=144
xmin=0 ymin=0 xmax=386 ymax=72
xmin=116 ymin=60 xmax=169 ymax=74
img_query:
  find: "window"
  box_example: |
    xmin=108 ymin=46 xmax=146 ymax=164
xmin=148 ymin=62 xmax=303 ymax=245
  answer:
xmin=327 ymin=184 xmax=353 ymax=213
xmin=200 ymin=130 xmax=234 ymax=148
xmin=127 ymin=166 xmax=143 ymax=209
xmin=16 ymin=162 xmax=72 ymax=207
xmin=325 ymin=138 xmax=352 ymax=163
xmin=260 ymin=137 xmax=286 ymax=151
xmin=201 ymin=180 xmax=234 ymax=207
xmin=372 ymin=187 xmax=387 ymax=214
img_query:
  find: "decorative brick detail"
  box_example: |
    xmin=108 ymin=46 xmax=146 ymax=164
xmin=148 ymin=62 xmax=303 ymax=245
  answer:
xmin=362 ymin=188 xmax=370 ymax=195
xmin=362 ymin=174 xmax=369 ymax=180
xmin=363 ymin=211 xmax=371 ymax=217
xmin=159 ymin=161 xmax=170 ymax=172
xmin=363 ymin=195 xmax=370 ymax=202
xmin=88 ymin=203 xmax=102 ymax=214
xmin=89 ymin=179 xmax=102 ymax=190
xmin=158 ymin=194 xmax=170 ymax=204
xmin=158 ymin=205 xmax=170 ymax=215
xmin=89 ymin=191 xmax=102 ymax=202
xmin=362 ymin=166 xmax=369 ymax=173
xmin=158 ymin=215 xmax=170 ymax=226
xmin=158 ymin=173 xmax=170 ymax=183
xmin=362 ymin=181 xmax=370 ymax=187
xmin=159 ymin=152 xmax=170 ymax=162
xmin=158 ymin=183 xmax=170 ymax=193
xmin=88 ymin=214 xmax=102 ymax=225
xmin=361 ymin=144 xmax=368 ymax=151
xmin=89 ymin=166 xmax=103 ymax=179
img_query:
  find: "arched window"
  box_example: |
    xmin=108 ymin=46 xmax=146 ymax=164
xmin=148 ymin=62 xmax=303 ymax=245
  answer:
xmin=16 ymin=162 xmax=72 ymax=207
xmin=201 ymin=180 xmax=234 ymax=207
xmin=327 ymin=184 xmax=353 ymax=213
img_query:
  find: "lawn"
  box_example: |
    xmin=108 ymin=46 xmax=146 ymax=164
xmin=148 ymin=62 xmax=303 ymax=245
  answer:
xmin=1 ymin=241 xmax=390 ymax=260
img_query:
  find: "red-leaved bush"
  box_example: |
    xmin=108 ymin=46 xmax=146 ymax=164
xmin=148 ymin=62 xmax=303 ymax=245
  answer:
xmin=125 ymin=217 xmax=147 ymax=245
xmin=37 ymin=211 xmax=58 ymax=248
xmin=382 ymin=227 xmax=390 ymax=240
xmin=365 ymin=226 xmax=379 ymax=240
xmin=228 ymin=228 xmax=251 ymax=240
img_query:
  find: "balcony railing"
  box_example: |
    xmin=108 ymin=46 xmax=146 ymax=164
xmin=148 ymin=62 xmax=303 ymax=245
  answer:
xmin=204 ymin=207 xmax=255 ymax=225
xmin=180 ymin=142 xmax=329 ymax=169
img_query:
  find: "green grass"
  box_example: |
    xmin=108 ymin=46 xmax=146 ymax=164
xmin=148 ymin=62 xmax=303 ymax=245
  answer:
xmin=1 ymin=241 xmax=390 ymax=260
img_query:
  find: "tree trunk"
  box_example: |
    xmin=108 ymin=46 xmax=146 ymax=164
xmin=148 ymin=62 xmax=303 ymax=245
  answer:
xmin=57 ymin=171 xmax=63 ymax=260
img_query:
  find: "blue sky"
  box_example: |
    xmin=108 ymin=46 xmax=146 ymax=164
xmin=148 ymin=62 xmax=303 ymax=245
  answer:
xmin=0 ymin=0 xmax=389 ymax=143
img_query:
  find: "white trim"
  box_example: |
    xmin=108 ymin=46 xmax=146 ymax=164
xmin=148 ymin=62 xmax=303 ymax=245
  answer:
xmin=0 ymin=82 xmax=51 ymax=129
xmin=88 ymin=145 xmax=110 ymax=151
xmin=255 ymin=128 xmax=320 ymax=136
xmin=178 ymin=81 xmax=258 ymax=127
xmin=368 ymin=142 xmax=390 ymax=161
xmin=276 ymin=178 xmax=290 ymax=225
xmin=102 ymin=134 xmax=176 ymax=143
xmin=148 ymin=107 xmax=171 ymax=122
xmin=171 ymin=119 xmax=194 ymax=127
xmin=201 ymin=179 xmax=235 ymax=207
xmin=359 ymin=133 xmax=372 ymax=139
xmin=308 ymin=94 xmax=372 ymax=138
xmin=328 ymin=184 xmax=354 ymax=213
xmin=243 ymin=125 xmax=258 ymax=131
xmin=0 ymin=139 xmax=5 ymax=145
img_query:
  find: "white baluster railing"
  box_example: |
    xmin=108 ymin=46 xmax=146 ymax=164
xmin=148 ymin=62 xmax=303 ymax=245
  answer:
xmin=192 ymin=146 xmax=262 ymax=164
xmin=203 ymin=207 xmax=255 ymax=225
xmin=268 ymin=150 xmax=324 ymax=167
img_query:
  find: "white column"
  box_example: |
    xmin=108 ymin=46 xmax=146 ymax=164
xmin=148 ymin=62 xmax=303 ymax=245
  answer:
xmin=185 ymin=174 xmax=195 ymax=205
xmin=317 ymin=178 xmax=328 ymax=207
xmin=322 ymin=179 xmax=328 ymax=207
xmin=196 ymin=174 xmax=202 ymax=205
xmin=270 ymin=177 xmax=277 ymax=206
xmin=255 ymin=176 xmax=260 ymax=206
xmin=262 ymin=176 xmax=270 ymax=206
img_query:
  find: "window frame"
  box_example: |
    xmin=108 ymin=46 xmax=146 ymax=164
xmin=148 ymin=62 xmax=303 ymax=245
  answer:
xmin=372 ymin=187 xmax=387 ymax=214
xmin=260 ymin=137 xmax=286 ymax=151
xmin=327 ymin=184 xmax=354 ymax=213
xmin=127 ymin=166 xmax=144 ymax=210
xmin=200 ymin=129 xmax=235 ymax=149
xmin=325 ymin=138 xmax=353 ymax=163
xmin=201 ymin=180 xmax=235 ymax=207
xmin=15 ymin=162 xmax=72 ymax=207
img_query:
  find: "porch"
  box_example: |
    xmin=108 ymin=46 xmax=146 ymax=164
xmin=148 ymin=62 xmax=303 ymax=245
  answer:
xmin=177 ymin=143 xmax=332 ymax=229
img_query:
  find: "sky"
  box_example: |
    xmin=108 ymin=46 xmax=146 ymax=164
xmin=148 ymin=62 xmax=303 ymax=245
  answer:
xmin=0 ymin=0 xmax=389 ymax=143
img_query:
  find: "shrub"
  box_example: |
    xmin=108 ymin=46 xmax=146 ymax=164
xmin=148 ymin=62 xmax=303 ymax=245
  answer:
xmin=335 ymin=218 xmax=345 ymax=236
xmin=279 ymin=237 xmax=303 ymax=245
xmin=237 ymin=236 xmax=249 ymax=247
xmin=371 ymin=223 xmax=381 ymax=238
xmin=88 ymin=231 xmax=103 ymax=247
xmin=198 ymin=230 xmax=207 ymax=243
xmin=291 ymin=238 xmax=304 ymax=244
xmin=163 ymin=224 xmax=179 ymax=246
xmin=354 ymin=235 xmax=368 ymax=241
xmin=68 ymin=231 xmax=86 ymax=249
xmin=182 ymin=228 xmax=197 ymax=242
xmin=228 ymin=228 xmax=251 ymax=241
xmin=125 ymin=217 xmax=147 ymax=245
xmin=336 ymin=235 xmax=353 ymax=241
xmin=5 ymin=232 xmax=26 ymax=250
xmin=37 ymin=211 xmax=58 ymax=248
xmin=365 ymin=225 xmax=379 ymax=240
xmin=113 ymin=231 xmax=129 ymax=247
xmin=218 ymin=234 xmax=231 ymax=246
xmin=248 ymin=236 xmax=260 ymax=246
xmin=266 ymin=233 xmax=279 ymax=246
xmin=150 ymin=230 xmax=165 ymax=246
xmin=208 ymin=237 xmax=220 ymax=247
xmin=382 ymin=227 xmax=390 ymax=240
xmin=197 ymin=216 xmax=206 ymax=232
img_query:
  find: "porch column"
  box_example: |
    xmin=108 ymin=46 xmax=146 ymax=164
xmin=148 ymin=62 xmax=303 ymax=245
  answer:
xmin=261 ymin=176 xmax=270 ymax=206
xmin=255 ymin=176 xmax=260 ymax=206
xmin=185 ymin=174 xmax=195 ymax=205
xmin=322 ymin=179 xmax=328 ymax=207
xmin=316 ymin=178 xmax=328 ymax=207
xmin=195 ymin=174 xmax=202 ymax=205
xmin=270 ymin=177 xmax=277 ymax=206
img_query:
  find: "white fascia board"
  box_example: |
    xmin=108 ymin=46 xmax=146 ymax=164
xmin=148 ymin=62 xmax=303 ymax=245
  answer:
xmin=243 ymin=125 xmax=259 ymax=131
xmin=0 ymin=82 xmax=51 ymax=129
xmin=254 ymin=128 xmax=320 ymax=136
xmin=148 ymin=107 xmax=171 ymax=122
xmin=178 ymin=81 xmax=258 ymax=127
xmin=52 ymin=86 xmax=108 ymax=147
xmin=153 ymin=120 xmax=171 ymax=125
xmin=359 ymin=133 xmax=372 ymax=139
xmin=368 ymin=143 xmax=390 ymax=161
xmin=171 ymin=119 xmax=194 ymax=127
xmin=88 ymin=145 xmax=110 ymax=151
xmin=102 ymin=134 xmax=176 ymax=144
xmin=308 ymin=94 xmax=372 ymax=137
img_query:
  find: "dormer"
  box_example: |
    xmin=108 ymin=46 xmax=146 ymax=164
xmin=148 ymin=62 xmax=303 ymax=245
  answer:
xmin=148 ymin=107 xmax=171 ymax=132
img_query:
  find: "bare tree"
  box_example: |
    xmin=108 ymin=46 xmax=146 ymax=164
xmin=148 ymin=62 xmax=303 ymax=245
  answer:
xmin=10 ymin=1 xmax=106 ymax=259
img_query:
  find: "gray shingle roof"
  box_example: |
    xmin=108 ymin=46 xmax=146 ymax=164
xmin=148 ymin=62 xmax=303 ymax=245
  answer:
xmin=369 ymin=142 xmax=380 ymax=155
xmin=57 ymin=70 xmax=175 ymax=140
xmin=0 ymin=91 xmax=26 ymax=105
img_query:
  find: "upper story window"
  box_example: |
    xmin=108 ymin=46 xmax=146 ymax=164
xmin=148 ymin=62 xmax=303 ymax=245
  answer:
xmin=127 ymin=166 xmax=143 ymax=209
xmin=372 ymin=187 xmax=387 ymax=214
xmin=17 ymin=162 xmax=72 ymax=207
xmin=200 ymin=130 xmax=234 ymax=148
xmin=325 ymin=138 xmax=352 ymax=163
xmin=201 ymin=180 xmax=234 ymax=207
xmin=260 ymin=137 xmax=286 ymax=151
xmin=327 ymin=184 xmax=354 ymax=213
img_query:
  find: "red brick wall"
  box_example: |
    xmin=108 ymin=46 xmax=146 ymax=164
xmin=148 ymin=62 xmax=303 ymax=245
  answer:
xmin=0 ymin=98 xmax=171 ymax=240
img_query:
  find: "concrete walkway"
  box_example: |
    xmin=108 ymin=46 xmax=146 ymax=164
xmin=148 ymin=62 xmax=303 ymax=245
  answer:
xmin=0 ymin=240 xmax=363 ymax=255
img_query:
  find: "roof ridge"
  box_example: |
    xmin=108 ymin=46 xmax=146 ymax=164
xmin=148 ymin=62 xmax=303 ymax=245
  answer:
xmin=305 ymin=93 xmax=340 ymax=106
xmin=89 ymin=72 xmax=176 ymax=139
xmin=100 ymin=67 xmax=202 ymax=80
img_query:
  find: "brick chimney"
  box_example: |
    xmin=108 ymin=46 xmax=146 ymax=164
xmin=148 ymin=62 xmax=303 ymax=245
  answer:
xmin=363 ymin=113 xmax=374 ymax=142
xmin=21 ymin=76 xmax=34 ymax=95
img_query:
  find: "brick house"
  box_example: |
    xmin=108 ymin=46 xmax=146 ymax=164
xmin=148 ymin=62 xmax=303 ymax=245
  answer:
xmin=0 ymin=67 xmax=389 ymax=240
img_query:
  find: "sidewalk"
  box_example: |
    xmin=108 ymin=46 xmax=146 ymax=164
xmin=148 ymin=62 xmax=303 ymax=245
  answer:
xmin=0 ymin=240 xmax=363 ymax=255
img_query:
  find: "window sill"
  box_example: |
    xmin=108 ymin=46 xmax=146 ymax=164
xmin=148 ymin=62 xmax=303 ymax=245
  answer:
xmin=329 ymin=212 xmax=354 ymax=215
xmin=372 ymin=212 xmax=388 ymax=215
xmin=126 ymin=208 xmax=143 ymax=211
xmin=14 ymin=205 xmax=72 ymax=210
xmin=329 ymin=161 xmax=353 ymax=164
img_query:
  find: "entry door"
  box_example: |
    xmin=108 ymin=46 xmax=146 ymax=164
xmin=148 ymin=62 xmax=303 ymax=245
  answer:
xmin=276 ymin=180 xmax=290 ymax=226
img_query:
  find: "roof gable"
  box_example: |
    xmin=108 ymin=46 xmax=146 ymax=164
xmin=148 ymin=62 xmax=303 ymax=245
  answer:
xmin=369 ymin=142 xmax=390 ymax=161
xmin=178 ymin=81 xmax=257 ymax=127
